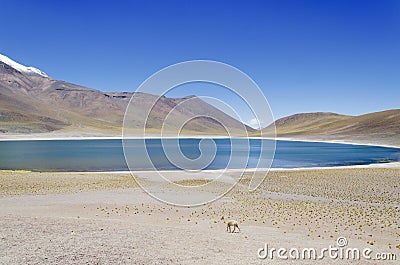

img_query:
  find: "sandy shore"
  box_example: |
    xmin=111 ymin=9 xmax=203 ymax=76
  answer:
xmin=0 ymin=168 xmax=399 ymax=264
xmin=0 ymin=134 xmax=232 ymax=141
xmin=1 ymin=133 xmax=399 ymax=149
xmin=274 ymin=137 xmax=400 ymax=149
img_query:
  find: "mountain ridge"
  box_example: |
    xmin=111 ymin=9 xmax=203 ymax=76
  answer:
xmin=0 ymin=53 xmax=254 ymax=136
xmin=259 ymin=110 xmax=400 ymax=147
xmin=0 ymin=54 xmax=48 ymax=77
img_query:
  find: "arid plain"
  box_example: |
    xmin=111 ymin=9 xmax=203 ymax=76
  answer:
xmin=0 ymin=166 xmax=399 ymax=264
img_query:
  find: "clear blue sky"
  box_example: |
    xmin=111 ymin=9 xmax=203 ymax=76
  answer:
xmin=1 ymin=0 xmax=399 ymax=122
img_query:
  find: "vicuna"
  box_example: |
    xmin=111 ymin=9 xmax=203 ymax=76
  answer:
xmin=226 ymin=220 xmax=240 ymax=233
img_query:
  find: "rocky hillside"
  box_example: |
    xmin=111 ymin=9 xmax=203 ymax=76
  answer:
xmin=261 ymin=110 xmax=400 ymax=147
xmin=0 ymin=54 xmax=254 ymax=136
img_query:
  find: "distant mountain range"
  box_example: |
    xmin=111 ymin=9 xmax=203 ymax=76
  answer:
xmin=259 ymin=110 xmax=400 ymax=147
xmin=0 ymin=54 xmax=399 ymax=147
xmin=0 ymin=54 xmax=254 ymax=136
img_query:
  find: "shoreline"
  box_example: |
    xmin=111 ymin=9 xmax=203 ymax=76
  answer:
xmin=274 ymin=136 xmax=400 ymax=149
xmin=0 ymin=134 xmax=399 ymax=149
xmin=1 ymin=160 xmax=399 ymax=174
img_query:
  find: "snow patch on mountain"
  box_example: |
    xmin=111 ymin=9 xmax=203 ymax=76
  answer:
xmin=0 ymin=53 xmax=48 ymax=77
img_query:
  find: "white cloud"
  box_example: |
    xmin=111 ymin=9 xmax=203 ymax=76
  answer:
xmin=248 ymin=118 xmax=264 ymax=129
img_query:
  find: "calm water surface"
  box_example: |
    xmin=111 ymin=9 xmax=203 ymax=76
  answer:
xmin=0 ymin=139 xmax=399 ymax=171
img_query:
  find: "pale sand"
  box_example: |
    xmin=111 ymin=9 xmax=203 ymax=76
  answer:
xmin=0 ymin=168 xmax=399 ymax=264
xmin=1 ymin=133 xmax=399 ymax=149
xmin=274 ymin=137 xmax=400 ymax=149
xmin=0 ymin=134 xmax=233 ymax=141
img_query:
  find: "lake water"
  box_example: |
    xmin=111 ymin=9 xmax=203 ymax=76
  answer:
xmin=0 ymin=139 xmax=399 ymax=171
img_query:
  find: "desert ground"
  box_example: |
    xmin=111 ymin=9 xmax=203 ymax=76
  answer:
xmin=0 ymin=167 xmax=399 ymax=264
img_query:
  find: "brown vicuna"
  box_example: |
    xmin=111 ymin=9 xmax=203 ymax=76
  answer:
xmin=226 ymin=220 xmax=240 ymax=233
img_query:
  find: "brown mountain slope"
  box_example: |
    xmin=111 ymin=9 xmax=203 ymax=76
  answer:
xmin=260 ymin=110 xmax=400 ymax=147
xmin=0 ymin=59 xmax=254 ymax=136
xmin=268 ymin=112 xmax=351 ymax=134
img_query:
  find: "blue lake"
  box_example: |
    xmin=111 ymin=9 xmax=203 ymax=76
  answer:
xmin=0 ymin=139 xmax=399 ymax=171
